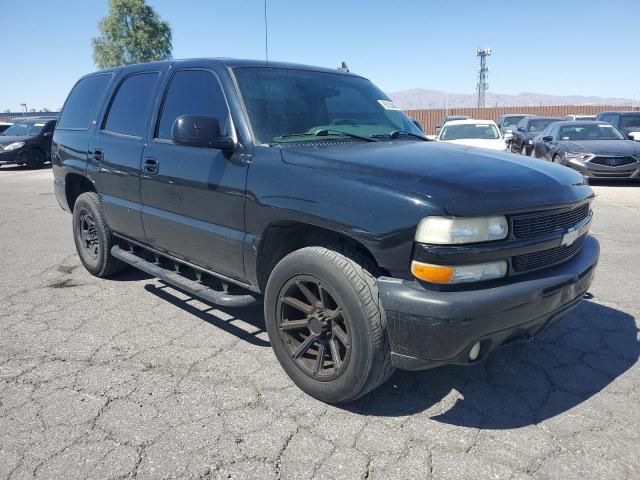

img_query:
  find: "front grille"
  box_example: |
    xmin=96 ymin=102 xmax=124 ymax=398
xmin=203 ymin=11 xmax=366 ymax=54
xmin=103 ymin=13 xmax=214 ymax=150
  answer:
xmin=512 ymin=203 xmax=590 ymax=239
xmin=512 ymin=234 xmax=586 ymax=272
xmin=589 ymin=156 xmax=638 ymax=167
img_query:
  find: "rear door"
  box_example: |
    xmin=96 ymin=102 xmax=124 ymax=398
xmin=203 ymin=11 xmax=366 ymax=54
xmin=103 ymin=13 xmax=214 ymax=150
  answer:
xmin=90 ymin=68 xmax=165 ymax=242
xmin=140 ymin=68 xmax=249 ymax=281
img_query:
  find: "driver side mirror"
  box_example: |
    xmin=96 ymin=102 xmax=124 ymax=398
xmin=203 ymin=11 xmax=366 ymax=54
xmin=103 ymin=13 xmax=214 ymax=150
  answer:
xmin=172 ymin=115 xmax=236 ymax=151
xmin=628 ymin=133 xmax=637 ymax=141
xmin=542 ymin=135 xmax=553 ymax=143
xmin=43 ymin=131 xmax=53 ymax=137
xmin=516 ymin=127 xmax=525 ymax=133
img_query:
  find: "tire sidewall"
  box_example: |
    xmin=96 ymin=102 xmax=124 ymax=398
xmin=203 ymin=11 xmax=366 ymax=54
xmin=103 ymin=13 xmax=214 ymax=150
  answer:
xmin=26 ymin=150 xmax=45 ymax=169
xmin=265 ymin=250 xmax=377 ymax=403
xmin=72 ymin=193 xmax=109 ymax=276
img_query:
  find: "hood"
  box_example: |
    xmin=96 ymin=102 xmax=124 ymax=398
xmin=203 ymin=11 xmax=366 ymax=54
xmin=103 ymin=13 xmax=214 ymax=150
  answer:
xmin=558 ymin=140 xmax=640 ymax=156
xmin=0 ymin=135 xmax=28 ymax=146
xmin=280 ymin=140 xmax=591 ymax=215
xmin=441 ymin=138 xmax=507 ymax=151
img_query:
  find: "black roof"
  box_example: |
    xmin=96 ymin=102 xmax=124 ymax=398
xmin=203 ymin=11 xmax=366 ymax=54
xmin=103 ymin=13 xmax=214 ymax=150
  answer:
xmin=99 ymin=58 xmax=365 ymax=79
xmin=11 ymin=116 xmax=58 ymax=123
xmin=553 ymin=120 xmax=620 ymax=127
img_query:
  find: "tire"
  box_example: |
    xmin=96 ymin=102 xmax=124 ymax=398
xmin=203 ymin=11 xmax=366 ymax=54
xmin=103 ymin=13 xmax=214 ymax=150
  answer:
xmin=552 ymin=154 xmax=560 ymax=164
xmin=521 ymin=144 xmax=529 ymax=156
xmin=264 ymin=245 xmax=394 ymax=403
xmin=24 ymin=149 xmax=45 ymax=169
xmin=72 ymin=192 xmax=128 ymax=277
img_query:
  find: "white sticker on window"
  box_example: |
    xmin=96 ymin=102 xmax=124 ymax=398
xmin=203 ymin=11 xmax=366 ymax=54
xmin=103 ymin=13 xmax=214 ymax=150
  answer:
xmin=34 ymin=123 xmax=45 ymax=126
xmin=378 ymin=100 xmax=401 ymax=110
xmin=599 ymin=124 xmax=613 ymax=128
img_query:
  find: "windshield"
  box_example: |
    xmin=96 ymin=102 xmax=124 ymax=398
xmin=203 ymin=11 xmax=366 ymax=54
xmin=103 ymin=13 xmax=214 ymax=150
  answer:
xmin=621 ymin=115 xmax=640 ymax=128
xmin=502 ymin=116 xmax=526 ymax=128
xmin=233 ymin=68 xmax=424 ymax=144
xmin=440 ymin=123 xmax=500 ymax=140
xmin=559 ymin=124 xmax=625 ymax=141
xmin=1 ymin=121 xmax=45 ymax=137
xmin=528 ymin=119 xmax=556 ymax=132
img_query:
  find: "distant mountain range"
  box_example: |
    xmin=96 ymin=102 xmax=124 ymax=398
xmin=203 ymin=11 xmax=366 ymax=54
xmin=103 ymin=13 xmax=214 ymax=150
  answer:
xmin=387 ymin=89 xmax=634 ymax=110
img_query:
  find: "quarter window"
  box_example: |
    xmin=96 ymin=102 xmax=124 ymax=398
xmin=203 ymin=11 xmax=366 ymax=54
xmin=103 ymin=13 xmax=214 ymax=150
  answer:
xmin=103 ymin=72 xmax=160 ymax=137
xmin=156 ymin=70 xmax=230 ymax=141
xmin=57 ymin=73 xmax=112 ymax=130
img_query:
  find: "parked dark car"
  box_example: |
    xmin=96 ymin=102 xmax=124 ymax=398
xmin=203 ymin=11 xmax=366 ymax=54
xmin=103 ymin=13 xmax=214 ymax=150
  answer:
xmin=533 ymin=120 xmax=640 ymax=180
xmin=595 ymin=111 xmax=640 ymax=140
xmin=435 ymin=115 xmax=471 ymax=134
xmin=0 ymin=117 xmax=57 ymax=168
xmin=496 ymin=113 xmax=533 ymax=138
xmin=511 ymin=116 xmax=561 ymax=155
xmin=53 ymin=59 xmax=599 ymax=403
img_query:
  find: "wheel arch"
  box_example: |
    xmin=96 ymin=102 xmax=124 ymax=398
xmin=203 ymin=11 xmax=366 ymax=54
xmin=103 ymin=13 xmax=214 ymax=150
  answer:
xmin=255 ymin=221 xmax=386 ymax=293
xmin=65 ymin=173 xmax=96 ymax=212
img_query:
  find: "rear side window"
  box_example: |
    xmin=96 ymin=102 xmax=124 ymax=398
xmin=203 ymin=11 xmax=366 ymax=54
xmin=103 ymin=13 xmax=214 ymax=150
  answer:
xmin=57 ymin=73 xmax=112 ymax=130
xmin=156 ymin=70 xmax=229 ymax=140
xmin=103 ymin=72 xmax=160 ymax=137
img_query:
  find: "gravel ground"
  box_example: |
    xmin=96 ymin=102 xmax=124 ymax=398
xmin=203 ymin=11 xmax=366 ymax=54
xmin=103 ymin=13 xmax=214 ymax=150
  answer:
xmin=0 ymin=167 xmax=638 ymax=480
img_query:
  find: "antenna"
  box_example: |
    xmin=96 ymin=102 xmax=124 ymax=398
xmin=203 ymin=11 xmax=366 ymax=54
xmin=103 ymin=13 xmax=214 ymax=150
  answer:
xmin=476 ymin=48 xmax=491 ymax=109
xmin=263 ymin=0 xmax=269 ymax=64
xmin=338 ymin=61 xmax=349 ymax=73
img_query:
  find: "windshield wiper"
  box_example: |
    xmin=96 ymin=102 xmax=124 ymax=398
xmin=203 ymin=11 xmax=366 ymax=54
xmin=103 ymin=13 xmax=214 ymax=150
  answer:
xmin=371 ymin=130 xmax=429 ymax=141
xmin=275 ymin=129 xmax=378 ymax=142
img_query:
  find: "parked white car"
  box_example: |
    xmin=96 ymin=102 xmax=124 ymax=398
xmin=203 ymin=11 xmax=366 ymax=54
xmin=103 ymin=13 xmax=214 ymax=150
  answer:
xmin=436 ymin=119 xmax=508 ymax=151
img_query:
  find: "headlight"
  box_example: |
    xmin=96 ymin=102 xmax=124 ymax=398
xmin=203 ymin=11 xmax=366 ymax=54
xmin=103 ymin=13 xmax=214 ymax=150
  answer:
xmin=3 ymin=142 xmax=25 ymax=151
xmin=412 ymin=260 xmax=507 ymax=284
xmin=564 ymin=152 xmax=591 ymax=161
xmin=415 ymin=216 xmax=508 ymax=244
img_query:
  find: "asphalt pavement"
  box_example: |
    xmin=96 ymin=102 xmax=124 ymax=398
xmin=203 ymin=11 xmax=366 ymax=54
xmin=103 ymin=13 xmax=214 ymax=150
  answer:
xmin=0 ymin=167 xmax=638 ymax=479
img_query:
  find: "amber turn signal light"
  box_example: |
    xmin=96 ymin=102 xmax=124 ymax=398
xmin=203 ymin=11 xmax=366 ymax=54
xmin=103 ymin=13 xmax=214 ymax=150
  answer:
xmin=411 ymin=261 xmax=455 ymax=283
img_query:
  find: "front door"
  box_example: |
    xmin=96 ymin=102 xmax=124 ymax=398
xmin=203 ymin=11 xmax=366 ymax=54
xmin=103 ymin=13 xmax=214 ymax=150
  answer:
xmin=140 ymin=68 xmax=249 ymax=282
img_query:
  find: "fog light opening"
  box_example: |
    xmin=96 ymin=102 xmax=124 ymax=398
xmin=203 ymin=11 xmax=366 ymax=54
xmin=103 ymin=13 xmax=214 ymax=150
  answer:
xmin=468 ymin=342 xmax=481 ymax=361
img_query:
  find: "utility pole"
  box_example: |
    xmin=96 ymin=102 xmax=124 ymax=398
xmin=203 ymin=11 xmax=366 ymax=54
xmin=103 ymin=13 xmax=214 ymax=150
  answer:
xmin=476 ymin=48 xmax=491 ymax=109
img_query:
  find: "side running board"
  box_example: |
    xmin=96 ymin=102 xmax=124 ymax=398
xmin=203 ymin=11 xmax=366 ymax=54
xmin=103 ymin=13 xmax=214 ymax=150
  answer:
xmin=111 ymin=245 xmax=259 ymax=308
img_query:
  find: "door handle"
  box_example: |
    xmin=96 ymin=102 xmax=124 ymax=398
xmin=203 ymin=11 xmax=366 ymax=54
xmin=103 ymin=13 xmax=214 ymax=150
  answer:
xmin=143 ymin=158 xmax=159 ymax=174
xmin=93 ymin=150 xmax=103 ymax=161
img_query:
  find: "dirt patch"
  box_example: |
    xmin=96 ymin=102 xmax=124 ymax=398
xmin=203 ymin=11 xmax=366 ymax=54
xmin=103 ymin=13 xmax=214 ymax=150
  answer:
xmin=48 ymin=279 xmax=78 ymax=289
xmin=57 ymin=265 xmax=78 ymax=274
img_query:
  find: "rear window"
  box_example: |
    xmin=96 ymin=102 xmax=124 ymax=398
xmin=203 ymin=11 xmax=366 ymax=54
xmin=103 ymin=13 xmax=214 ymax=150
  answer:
xmin=57 ymin=73 xmax=112 ymax=130
xmin=103 ymin=72 xmax=160 ymax=137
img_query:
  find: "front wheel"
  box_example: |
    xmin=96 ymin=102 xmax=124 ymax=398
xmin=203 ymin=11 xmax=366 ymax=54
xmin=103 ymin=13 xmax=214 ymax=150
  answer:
xmin=264 ymin=245 xmax=394 ymax=403
xmin=24 ymin=150 xmax=45 ymax=169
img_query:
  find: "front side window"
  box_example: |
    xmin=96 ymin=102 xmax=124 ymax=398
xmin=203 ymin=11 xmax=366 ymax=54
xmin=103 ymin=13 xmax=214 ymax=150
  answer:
xmin=156 ymin=70 xmax=231 ymax=141
xmin=233 ymin=67 xmax=423 ymax=144
xmin=103 ymin=72 xmax=160 ymax=137
xmin=440 ymin=123 xmax=500 ymax=141
xmin=57 ymin=73 xmax=112 ymax=130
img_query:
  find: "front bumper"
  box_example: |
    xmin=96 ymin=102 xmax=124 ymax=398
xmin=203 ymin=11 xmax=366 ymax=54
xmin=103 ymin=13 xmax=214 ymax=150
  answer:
xmin=566 ymin=159 xmax=640 ymax=180
xmin=378 ymin=235 xmax=599 ymax=371
xmin=0 ymin=150 xmax=22 ymax=165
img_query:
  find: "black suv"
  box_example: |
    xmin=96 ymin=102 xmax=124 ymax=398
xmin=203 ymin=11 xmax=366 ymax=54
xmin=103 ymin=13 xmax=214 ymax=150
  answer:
xmin=53 ymin=59 xmax=599 ymax=403
xmin=0 ymin=117 xmax=57 ymax=168
xmin=511 ymin=116 xmax=561 ymax=156
xmin=595 ymin=111 xmax=640 ymax=140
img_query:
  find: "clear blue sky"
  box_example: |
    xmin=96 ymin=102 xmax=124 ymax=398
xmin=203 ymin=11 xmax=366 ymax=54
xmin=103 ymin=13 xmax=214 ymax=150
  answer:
xmin=1 ymin=0 xmax=638 ymax=111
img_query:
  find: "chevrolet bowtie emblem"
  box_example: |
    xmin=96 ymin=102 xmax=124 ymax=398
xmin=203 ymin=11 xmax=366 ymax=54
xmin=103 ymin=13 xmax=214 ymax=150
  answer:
xmin=561 ymin=227 xmax=580 ymax=247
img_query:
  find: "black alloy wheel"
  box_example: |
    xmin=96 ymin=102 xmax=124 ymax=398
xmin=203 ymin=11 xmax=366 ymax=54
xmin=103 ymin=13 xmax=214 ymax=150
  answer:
xmin=276 ymin=275 xmax=351 ymax=380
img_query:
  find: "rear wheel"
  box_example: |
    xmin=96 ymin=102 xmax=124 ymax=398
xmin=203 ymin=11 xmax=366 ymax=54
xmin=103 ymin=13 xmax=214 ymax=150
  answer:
xmin=72 ymin=192 xmax=128 ymax=277
xmin=264 ymin=245 xmax=394 ymax=403
xmin=521 ymin=144 xmax=529 ymax=156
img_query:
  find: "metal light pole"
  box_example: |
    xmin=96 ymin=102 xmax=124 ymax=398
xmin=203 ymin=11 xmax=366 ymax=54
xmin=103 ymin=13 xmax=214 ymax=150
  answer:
xmin=20 ymin=103 xmax=27 ymax=114
xmin=476 ymin=48 xmax=491 ymax=109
